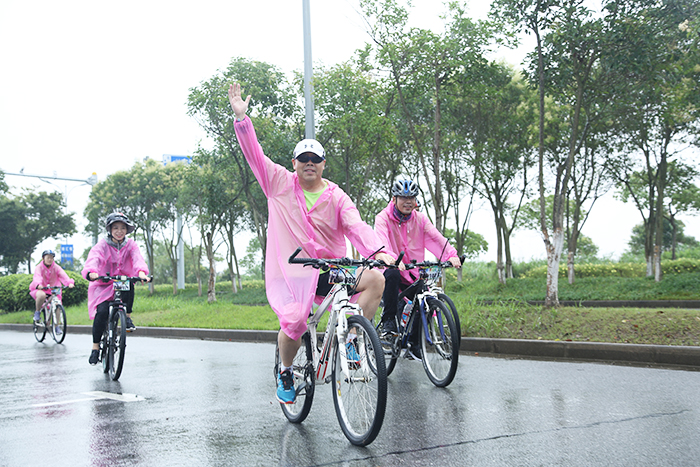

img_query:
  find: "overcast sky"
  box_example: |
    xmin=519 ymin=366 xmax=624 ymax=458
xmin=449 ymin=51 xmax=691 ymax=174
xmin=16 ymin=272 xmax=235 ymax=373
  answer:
xmin=1 ymin=0 xmax=696 ymax=267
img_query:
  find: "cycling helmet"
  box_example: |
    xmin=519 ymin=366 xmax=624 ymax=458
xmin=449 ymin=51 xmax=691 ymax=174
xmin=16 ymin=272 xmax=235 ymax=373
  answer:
xmin=293 ymin=138 xmax=326 ymax=160
xmin=391 ymin=180 xmax=419 ymax=198
xmin=41 ymin=250 xmax=55 ymax=258
xmin=105 ymin=212 xmax=136 ymax=234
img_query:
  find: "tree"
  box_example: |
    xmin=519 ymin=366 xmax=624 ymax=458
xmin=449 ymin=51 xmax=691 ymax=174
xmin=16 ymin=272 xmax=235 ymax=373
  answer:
xmin=187 ymin=58 xmax=299 ymax=280
xmin=1 ymin=191 xmax=75 ymax=273
xmin=362 ymin=0 xmax=495 ymax=234
xmin=183 ymin=147 xmax=243 ymax=303
xmin=605 ymin=0 xmax=700 ymax=281
xmin=459 ymin=66 xmax=535 ymax=283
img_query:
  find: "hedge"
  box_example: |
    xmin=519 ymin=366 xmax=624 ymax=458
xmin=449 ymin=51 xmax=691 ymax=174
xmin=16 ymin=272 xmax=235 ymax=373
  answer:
xmin=522 ymin=258 xmax=700 ymax=279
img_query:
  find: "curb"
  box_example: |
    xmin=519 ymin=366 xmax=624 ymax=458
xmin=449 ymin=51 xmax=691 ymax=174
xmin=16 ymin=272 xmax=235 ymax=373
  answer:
xmin=2 ymin=323 xmax=699 ymax=369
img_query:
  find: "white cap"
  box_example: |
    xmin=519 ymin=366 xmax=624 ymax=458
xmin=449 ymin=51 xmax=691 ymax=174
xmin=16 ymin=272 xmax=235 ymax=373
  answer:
xmin=293 ymin=139 xmax=326 ymax=160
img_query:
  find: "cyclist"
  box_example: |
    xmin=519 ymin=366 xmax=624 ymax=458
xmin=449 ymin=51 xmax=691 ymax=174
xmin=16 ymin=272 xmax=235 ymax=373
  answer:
xmin=374 ymin=179 xmax=461 ymax=359
xmin=81 ymin=212 xmax=149 ymax=365
xmin=29 ymin=249 xmax=75 ymax=333
xmin=228 ymin=82 xmax=401 ymax=404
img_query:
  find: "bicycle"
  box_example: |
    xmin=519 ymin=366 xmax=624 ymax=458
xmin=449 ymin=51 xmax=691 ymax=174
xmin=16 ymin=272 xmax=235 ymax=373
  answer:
xmin=94 ymin=274 xmax=151 ymax=381
xmin=276 ymin=247 xmax=393 ymax=446
xmin=33 ymin=286 xmax=68 ymax=344
xmin=376 ymin=258 xmax=462 ymax=387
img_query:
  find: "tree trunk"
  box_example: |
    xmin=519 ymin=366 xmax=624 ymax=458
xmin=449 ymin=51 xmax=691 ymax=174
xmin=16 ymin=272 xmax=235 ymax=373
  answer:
xmin=205 ymin=231 xmax=217 ymax=303
xmin=545 ymin=229 xmax=565 ymax=307
xmin=567 ymin=250 xmax=575 ymax=285
xmin=496 ymin=218 xmax=506 ymax=285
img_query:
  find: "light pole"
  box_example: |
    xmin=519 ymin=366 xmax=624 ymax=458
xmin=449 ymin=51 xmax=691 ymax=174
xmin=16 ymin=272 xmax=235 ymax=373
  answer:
xmin=302 ymin=0 xmax=315 ymax=139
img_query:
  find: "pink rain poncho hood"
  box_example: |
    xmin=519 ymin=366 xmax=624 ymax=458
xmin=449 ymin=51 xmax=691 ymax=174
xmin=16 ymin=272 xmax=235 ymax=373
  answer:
xmin=29 ymin=261 xmax=75 ymax=300
xmin=374 ymin=200 xmax=458 ymax=284
xmin=235 ymin=116 xmax=394 ymax=340
xmin=81 ymin=238 xmax=149 ymax=319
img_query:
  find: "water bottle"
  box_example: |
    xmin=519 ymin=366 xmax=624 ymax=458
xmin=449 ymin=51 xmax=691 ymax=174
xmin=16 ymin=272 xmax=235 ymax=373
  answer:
xmin=400 ymin=300 xmax=412 ymax=329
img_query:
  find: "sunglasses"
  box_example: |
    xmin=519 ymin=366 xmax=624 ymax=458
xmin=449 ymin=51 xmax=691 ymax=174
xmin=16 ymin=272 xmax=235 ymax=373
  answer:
xmin=296 ymin=153 xmax=324 ymax=164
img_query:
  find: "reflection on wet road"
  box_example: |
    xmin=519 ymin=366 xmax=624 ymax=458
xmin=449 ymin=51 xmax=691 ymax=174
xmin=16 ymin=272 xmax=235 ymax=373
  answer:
xmin=1 ymin=330 xmax=698 ymax=466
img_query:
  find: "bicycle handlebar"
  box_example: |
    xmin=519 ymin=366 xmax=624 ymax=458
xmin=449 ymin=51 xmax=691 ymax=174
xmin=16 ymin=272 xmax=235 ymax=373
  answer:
xmin=288 ymin=247 xmax=404 ymax=269
xmin=95 ymin=274 xmax=153 ymax=283
xmin=404 ymin=254 xmax=467 ymax=270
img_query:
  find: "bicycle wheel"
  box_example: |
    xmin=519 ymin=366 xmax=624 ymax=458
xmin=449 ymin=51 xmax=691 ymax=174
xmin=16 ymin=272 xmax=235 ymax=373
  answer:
xmin=332 ymin=315 xmax=387 ymax=446
xmin=33 ymin=309 xmax=47 ymax=343
xmin=420 ymin=298 xmax=459 ymax=387
xmin=438 ymin=293 xmax=461 ymax=351
xmin=274 ymin=331 xmax=315 ymax=423
xmin=108 ymin=308 xmax=127 ymax=380
xmin=51 ymin=305 xmax=67 ymax=344
xmin=373 ymin=316 xmax=400 ymax=376
xmin=100 ymin=330 xmax=109 ymax=373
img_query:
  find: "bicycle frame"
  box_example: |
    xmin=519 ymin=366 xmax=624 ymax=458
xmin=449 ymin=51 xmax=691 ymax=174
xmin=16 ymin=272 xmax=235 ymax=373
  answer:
xmin=305 ymin=271 xmax=363 ymax=384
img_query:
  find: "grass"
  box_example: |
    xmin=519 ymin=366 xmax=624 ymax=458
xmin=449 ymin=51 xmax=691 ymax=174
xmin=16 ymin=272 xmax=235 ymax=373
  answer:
xmin=2 ymin=275 xmax=699 ymax=346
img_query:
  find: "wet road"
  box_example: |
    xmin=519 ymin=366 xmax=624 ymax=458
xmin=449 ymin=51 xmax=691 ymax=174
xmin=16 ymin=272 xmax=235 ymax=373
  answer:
xmin=1 ymin=329 xmax=698 ymax=466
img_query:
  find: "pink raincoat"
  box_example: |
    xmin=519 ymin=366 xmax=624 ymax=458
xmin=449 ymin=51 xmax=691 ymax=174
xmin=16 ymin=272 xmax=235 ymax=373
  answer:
xmin=81 ymin=238 xmax=149 ymax=319
xmin=235 ymin=116 xmax=394 ymax=340
xmin=29 ymin=262 xmax=75 ymax=300
xmin=374 ymin=200 xmax=458 ymax=284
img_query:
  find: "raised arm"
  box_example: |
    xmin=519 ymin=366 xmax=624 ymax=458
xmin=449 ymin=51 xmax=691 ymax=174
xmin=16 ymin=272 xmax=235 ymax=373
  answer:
xmin=228 ymin=83 xmax=251 ymax=120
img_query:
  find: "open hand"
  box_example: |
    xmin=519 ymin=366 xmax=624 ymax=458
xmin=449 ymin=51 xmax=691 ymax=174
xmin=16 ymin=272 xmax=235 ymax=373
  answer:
xmin=228 ymin=83 xmax=251 ymax=120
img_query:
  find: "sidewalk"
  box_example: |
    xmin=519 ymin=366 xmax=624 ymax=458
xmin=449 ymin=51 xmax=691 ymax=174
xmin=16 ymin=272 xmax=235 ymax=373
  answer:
xmin=4 ymin=323 xmax=699 ymax=369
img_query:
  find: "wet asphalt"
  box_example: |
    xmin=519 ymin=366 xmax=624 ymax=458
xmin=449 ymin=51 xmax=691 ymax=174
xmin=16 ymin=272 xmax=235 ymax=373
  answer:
xmin=1 ymin=329 xmax=699 ymax=466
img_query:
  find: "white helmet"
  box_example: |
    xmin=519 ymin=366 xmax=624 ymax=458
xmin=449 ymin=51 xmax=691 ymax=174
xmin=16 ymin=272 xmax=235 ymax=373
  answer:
xmin=293 ymin=139 xmax=325 ymax=160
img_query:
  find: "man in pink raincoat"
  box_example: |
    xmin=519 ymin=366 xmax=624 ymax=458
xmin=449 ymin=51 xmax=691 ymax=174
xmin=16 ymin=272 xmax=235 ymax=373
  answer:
xmin=374 ymin=180 xmax=461 ymax=359
xmin=29 ymin=249 xmax=75 ymax=333
xmin=82 ymin=212 xmax=149 ymax=366
xmin=228 ymin=82 xmax=400 ymax=404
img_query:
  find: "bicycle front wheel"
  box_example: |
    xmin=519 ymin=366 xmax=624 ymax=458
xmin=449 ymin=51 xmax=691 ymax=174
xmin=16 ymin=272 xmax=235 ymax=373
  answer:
xmin=274 ymin=331 xmax=315 ymax=423
xmin=438 ymin=293 xmax=461 ymax=350
xmin=101 ymin=330 xmax=109 ymax=374
xmin=332 ymin=315 xmax=387 ymax=446
xmin=52 ymin=305 xmax=67 ymax=344
xmin=108 ymin=308 xmax=127 ymax=380
xmin=33 ymin=310 xmax=47 ymax=343
xmin=420 ymin=298 xmax=459 ymax=387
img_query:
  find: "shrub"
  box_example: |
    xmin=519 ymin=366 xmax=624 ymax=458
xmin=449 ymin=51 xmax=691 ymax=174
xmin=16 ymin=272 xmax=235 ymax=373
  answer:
xmin=0 ymin=275 xmax=26 ymax=312
xmin=62 ymin=271 xmax=89 ymax=307
xmin=11 ymin=274 xmax=34 ymax=311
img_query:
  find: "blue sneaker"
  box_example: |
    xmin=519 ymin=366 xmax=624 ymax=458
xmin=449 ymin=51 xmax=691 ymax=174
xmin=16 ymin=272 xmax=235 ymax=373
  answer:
xmin=276 ymin=369 xmax=296 ymax=404
xmin=33 ymin=311 xmax=41 ymax=323
xmin=346 ymin=341 xmax=361 ymax=369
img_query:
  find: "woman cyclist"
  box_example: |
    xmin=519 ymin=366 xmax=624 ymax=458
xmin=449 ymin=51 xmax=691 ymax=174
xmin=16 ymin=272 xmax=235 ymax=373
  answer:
xmin=82 ymin=212 xmax=149 ymax=365
xmin=29 ymin=249 xmax=75 ymax=334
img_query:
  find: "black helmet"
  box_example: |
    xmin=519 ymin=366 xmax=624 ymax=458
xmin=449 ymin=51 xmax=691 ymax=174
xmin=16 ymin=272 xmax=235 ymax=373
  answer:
xmin=42 ymin=250 xmax=55 ymax=258
xmin=391 ymin=180 xmax=419 ymax=198
xmin=105 ymin=212 xmax=136 ymax=234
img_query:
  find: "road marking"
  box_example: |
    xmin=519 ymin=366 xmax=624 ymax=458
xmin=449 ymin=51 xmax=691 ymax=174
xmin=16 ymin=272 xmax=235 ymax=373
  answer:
xmin=30 ymin=391 xmax=146 ymax=408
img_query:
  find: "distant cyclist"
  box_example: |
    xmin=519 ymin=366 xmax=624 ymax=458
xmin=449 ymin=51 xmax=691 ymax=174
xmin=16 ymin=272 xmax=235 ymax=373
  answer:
xmin=374 ymin=180 xmax=461 ymax=359
xmin=228 ymin=82 xmax=400 ymax=404
xmin=82 ymin=212 xmax=149 ymax=365
xmin=29 ymin=250 xmax=75 ymax=331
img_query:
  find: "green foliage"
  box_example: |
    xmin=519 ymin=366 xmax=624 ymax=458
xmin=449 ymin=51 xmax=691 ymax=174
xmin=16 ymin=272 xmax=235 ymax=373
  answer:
xmin=11 ymin=274 xmax=34 ymax=311
xmin=0 ymin=274 xmax=29 ymax=311
xmin=0 ymin=191 xmax=76 ymax=273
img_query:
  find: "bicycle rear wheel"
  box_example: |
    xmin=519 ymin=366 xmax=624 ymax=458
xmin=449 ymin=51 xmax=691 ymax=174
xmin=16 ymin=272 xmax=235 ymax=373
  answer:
xmin=373 ymin=315 xmax=400 ymax=376
xmin=33 ymin=309 xmax=47 ymax=342
xmin=332 ymin=315 xmax=387 ymax=446
xmin=51 ymin=305 xmax=67 ymax=344
xmin=420 ymin=298 xmax=459 ymax=387
xmin=274 ymin=331 xmax=315 ymax=423
xmin=108 ymin=308 xmax=127 ymax=380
